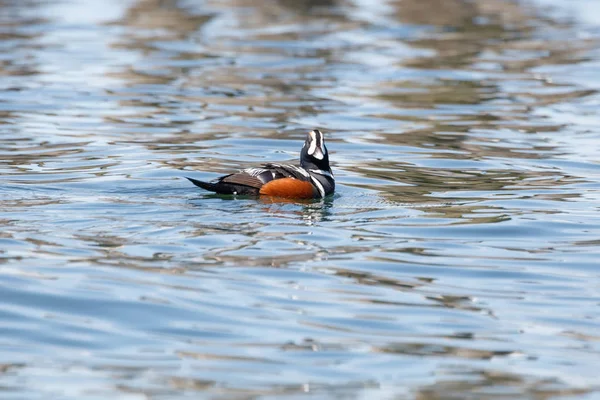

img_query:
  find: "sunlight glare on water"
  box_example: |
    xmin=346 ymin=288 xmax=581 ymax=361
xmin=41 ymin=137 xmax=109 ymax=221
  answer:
xmin=1 ymin=0 xmax=600 ymax=398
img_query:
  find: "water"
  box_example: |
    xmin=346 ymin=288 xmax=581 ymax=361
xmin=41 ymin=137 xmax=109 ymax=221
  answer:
xmin=1 ymin=0 xmax=600 ymax=398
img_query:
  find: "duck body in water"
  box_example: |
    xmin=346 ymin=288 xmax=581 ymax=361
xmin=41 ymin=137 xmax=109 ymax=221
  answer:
xmin=187 ymin=129 xmax=334 ymax=199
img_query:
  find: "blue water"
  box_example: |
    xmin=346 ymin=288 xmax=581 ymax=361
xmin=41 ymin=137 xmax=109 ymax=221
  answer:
xmin=2 ymin=0 xmax=600 ymax=398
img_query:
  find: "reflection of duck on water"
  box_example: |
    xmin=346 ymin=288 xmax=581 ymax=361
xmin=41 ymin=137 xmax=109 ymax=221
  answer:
xmin=187 ymin=130 xmax=335 ymax=199
xmin=258 ymin=195 xmax=334 ymax=226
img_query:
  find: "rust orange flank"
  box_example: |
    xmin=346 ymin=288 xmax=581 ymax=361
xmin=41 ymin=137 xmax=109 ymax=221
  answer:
xmin=259 ymin=178 xmax=316 ymax=199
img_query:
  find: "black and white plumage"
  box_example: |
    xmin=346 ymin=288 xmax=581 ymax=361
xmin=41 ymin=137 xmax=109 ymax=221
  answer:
xmin=187 ymin=129 xmax=335 ymax=199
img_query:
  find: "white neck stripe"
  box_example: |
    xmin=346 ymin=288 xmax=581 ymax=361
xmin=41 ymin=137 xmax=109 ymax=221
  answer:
xmin=310 ymin=176 xmax=325 ymax=198
xmin=309 ymin=169 xmax=334 ymax=179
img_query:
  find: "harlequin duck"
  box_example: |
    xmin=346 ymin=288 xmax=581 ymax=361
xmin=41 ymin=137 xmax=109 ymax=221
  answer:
xmin=187 ymin=129 xmax=334 ymax=199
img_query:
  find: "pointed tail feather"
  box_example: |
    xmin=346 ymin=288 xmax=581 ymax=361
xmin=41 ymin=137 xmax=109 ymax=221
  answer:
xmin=186 ymin=176 xmax=260 ymax=196
xmin=186 ymin=177 xmax=219 ymax=192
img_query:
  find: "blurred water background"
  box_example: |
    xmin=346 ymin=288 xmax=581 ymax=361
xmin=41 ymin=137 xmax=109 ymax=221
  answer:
xmin=2 ymin=0 xmax=600 ymax=398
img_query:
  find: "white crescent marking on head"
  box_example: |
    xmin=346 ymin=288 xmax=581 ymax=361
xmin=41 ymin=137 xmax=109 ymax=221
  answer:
xmin=307 ymin=130 xmax=318 ymax=157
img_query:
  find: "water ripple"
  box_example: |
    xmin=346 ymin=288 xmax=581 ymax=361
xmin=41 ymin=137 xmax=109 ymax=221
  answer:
xmin=1 ymin=0 xmax=600 ymax=398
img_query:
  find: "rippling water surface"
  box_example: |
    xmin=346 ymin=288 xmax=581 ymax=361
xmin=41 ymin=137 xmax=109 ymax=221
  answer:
xmin=2 ymin=0 xmax=600 ymax=398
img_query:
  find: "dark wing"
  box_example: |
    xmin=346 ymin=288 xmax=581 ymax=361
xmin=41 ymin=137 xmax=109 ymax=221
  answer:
xmin=262 ymin=163 xmax=311 ymax=181
xmin=219 ymin=164 xmax=310 ymax=187
xmin=188 ymin=164 xmax=309 ymax=196
xmin=218 ymin=167 xmax=279 ymax=187
xmin=220 ymin=173 xmax=264 ymax=189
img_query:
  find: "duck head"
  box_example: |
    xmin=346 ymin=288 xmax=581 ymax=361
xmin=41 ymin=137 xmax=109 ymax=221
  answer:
xmin=300 ymin=129 xmax=331 ymax=172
